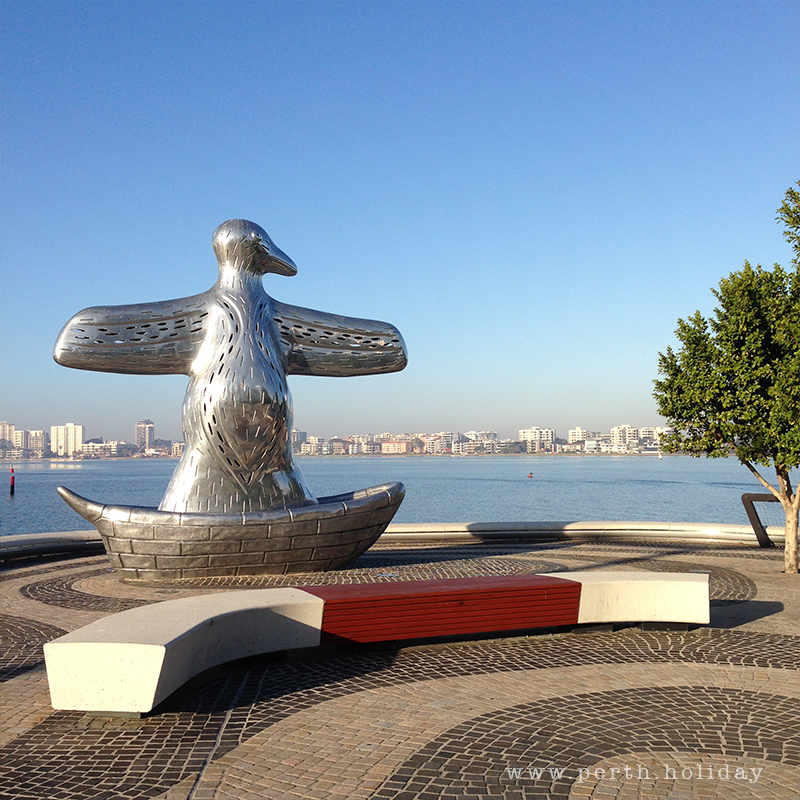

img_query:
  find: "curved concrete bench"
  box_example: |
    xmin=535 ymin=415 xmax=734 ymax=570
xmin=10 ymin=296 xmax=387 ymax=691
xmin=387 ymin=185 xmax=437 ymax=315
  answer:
xmin=44 ymin=571 xmax=708 ymax=715
xmin=44 ymin=589 xmax=324 ymax=714
xmin=563 ymin=571 xmax=709 ymax=625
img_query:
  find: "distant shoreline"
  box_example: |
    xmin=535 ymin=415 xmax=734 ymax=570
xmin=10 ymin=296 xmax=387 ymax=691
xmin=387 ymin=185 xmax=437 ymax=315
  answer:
xmin=0 ymin=451 xmax=684 ymax=463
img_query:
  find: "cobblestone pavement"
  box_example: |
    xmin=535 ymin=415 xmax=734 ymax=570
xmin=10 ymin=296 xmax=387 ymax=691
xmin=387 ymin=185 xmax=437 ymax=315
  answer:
xmin=0 ymin=539 xmax=798 ymax=799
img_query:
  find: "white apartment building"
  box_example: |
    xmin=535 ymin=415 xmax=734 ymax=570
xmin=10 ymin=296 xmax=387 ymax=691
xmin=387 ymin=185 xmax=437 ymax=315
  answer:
xmin=436 ymin=432 xmax=457 ymax=450
xmin=585 ymin=438 xmax=612 ymax=453
xmin=464 ymin=430 xmax=498 ymax=442
xmin=456 ymin=439 xmax=500 ymax=454
xmin=50 ymin=423 xmax=84 ymax=456
xmin=0 ymin=421 xmax=14 ymax=447
xmin=27 ymin=430 xmax=46 ymax=452
xmin=300 ymin=438 xmax=326 ymax=455
xmin=8 ymin=429 xmax=47 ymax=454
xmin=421 ymin=435 xmax=443 ymax=454
xmin=171 ymin=442 xmax=185 ymax=458
xmin=568 ymin=427 xmax=594 ymax=443
xmin=82 ymin=441 xmax=120 ymax=456
xmin=519 ymin=427 xmax=556 ymax=445
xmin=637 ymin=427 xmax=671 ymax=442
xmin=610 ymin=425 xmax=638 ymax=450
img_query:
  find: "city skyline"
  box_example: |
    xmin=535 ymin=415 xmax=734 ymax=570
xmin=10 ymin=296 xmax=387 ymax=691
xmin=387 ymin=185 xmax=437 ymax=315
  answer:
xmin=0 ymin=406 xmax=673 ymax=446
xmin=1 ymin=415 xmax=670 ymax=458
xmin=1 ymin=3 xmax=797 ymax=440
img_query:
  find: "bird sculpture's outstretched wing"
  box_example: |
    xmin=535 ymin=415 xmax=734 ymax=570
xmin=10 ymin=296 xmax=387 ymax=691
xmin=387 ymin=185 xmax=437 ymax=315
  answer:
xmin=271 ymin=300 xmax=407 ymax=377
xmin=53 ymin=293 xmax=211 ymax=375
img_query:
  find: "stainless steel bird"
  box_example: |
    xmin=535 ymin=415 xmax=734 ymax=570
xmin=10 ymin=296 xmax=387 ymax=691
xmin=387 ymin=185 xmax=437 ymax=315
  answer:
xmin=54 ymin=219 xmax=407 ymax=515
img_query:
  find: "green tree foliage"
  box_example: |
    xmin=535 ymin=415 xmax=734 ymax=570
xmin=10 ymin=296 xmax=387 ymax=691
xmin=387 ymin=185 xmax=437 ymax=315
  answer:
xmin=654 ymin=182 xmax=800 ymax=573
xmin=777 ymin=182 xmax=800 ymax=258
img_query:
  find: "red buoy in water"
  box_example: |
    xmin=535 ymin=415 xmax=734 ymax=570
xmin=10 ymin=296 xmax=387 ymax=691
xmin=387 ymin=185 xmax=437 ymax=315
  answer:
xmin=9 ymin=466 xmax=15 ymax=497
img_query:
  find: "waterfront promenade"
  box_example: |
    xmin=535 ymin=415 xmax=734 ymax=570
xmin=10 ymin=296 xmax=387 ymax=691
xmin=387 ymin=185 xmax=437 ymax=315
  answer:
xmin=1 ymin=534 xmax=798 ymax=799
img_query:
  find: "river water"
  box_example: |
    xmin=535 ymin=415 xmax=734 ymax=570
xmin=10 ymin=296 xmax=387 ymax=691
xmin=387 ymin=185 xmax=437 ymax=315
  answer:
xmin=0 ymin=455 xmax=788 ymax=536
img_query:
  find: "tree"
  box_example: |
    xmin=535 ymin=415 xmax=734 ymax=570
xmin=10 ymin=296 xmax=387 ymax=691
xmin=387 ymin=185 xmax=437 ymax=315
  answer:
xmin=654 ymin=182 xmax=800 ymax=573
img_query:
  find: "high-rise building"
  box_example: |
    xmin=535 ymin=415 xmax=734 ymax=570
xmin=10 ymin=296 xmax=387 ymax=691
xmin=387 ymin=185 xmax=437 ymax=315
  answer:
xmin=50 ymin=423 xmax=84 ymax=456
xmin=0 ymin=421 xmax=15 ymax=449
xmin=135 ymin=420 xmax=155 ymax=451
xmin=27 ymin=430 xmax=46 ymax=452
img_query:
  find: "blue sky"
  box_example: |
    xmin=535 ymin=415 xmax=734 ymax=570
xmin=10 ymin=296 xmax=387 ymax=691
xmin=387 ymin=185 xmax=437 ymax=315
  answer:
xmin=1 ymin=0 xmax=798 ymax=442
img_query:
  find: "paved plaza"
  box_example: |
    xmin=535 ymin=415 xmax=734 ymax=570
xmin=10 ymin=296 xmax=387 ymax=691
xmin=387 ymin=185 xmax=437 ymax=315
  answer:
xmin=1 ymin=537 xmax=798 ymax=799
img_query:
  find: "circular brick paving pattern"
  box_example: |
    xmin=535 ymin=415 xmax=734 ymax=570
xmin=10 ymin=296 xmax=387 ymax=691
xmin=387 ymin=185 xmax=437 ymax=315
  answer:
xmin=0 ymin=540 xmax=794 ymax=799
xmin=1 ymin=628 xmax=797 ymax=800
xmin=0 ymin=614 xmax=66 ymax=683
xmin=10 ymin=543 xmax=755 ymax=605
xmin=372 ymin=686 xmax=799 ymax=798
xmin=19 ymin=568 xmax=150 ymax=612
xmin=0 ymin=543 xmax=768 ymax=688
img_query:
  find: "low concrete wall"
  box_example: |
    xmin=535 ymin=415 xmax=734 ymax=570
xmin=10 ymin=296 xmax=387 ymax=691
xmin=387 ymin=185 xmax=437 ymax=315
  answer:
xmin=0 ymin=530 xmax=105 ymax=560
xmin=381 ymin=520 xmax=785 ymax=545
xmin=0 ymin=520 xmax=784 ymax=561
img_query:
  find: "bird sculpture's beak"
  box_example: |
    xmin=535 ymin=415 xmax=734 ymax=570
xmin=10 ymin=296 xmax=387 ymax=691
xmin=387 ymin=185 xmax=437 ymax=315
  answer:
xmin=264 ymin=242 xmax=298 ymax=277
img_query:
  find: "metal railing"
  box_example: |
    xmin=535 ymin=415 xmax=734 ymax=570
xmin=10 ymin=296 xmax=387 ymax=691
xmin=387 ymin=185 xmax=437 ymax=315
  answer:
xmin=740 ymin=493 xmax=780 ymax=548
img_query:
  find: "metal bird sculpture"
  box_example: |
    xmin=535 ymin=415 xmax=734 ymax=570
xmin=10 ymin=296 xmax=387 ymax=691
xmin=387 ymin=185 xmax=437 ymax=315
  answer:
xmin=54 ymin=219 xmax=407 ymax=515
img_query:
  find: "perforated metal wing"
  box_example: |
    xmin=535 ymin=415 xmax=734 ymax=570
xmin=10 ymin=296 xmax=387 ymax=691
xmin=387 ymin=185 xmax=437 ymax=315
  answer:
xmin=53 ymin=293 xmax=211 ymax=375
xmin=271 ymin=300 xmax=407 ymax=377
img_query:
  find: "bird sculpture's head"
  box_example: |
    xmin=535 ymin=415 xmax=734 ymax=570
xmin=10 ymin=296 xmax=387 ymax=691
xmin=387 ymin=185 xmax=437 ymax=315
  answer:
xmin=212 ymin=219 xmax=298 ymax=277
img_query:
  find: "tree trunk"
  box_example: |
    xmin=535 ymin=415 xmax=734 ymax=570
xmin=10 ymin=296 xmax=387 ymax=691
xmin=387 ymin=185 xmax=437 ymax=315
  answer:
xmin=771 ymin=463 xmax=798 ymax=574
xmin=786 ymin=502 xmax=799 ymax=574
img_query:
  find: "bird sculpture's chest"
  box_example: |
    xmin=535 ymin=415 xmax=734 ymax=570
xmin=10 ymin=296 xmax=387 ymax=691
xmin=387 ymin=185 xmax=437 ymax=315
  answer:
xmin=200 ymin=292 xmax=285 ymax=390
xmin=187 ymin=290 xmax=290 ymax=473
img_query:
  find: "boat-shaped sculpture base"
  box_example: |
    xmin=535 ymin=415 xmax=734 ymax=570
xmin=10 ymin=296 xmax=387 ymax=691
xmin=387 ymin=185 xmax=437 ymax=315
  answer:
xmin=57 ymin=483 xmax=404 ymax=581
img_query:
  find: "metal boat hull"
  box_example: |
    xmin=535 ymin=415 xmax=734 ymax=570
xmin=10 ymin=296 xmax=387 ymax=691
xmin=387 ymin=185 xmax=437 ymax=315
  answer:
xmin=58 ymin=482 xmax=404 ymax=581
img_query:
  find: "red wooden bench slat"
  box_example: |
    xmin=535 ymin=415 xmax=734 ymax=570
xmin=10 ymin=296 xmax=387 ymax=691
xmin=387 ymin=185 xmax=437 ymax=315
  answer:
xmin=323 ymin=613 xmax=580 ymax=637
xmin=303 ymin=575 xmax=582 ymax=644
xmin=304 ymin=574 xmax=576 ymax=602
xmin=317 ymin=589 xmax=578 ymax=612
xmin=318 ymin=593 xmax=580 ymax=618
